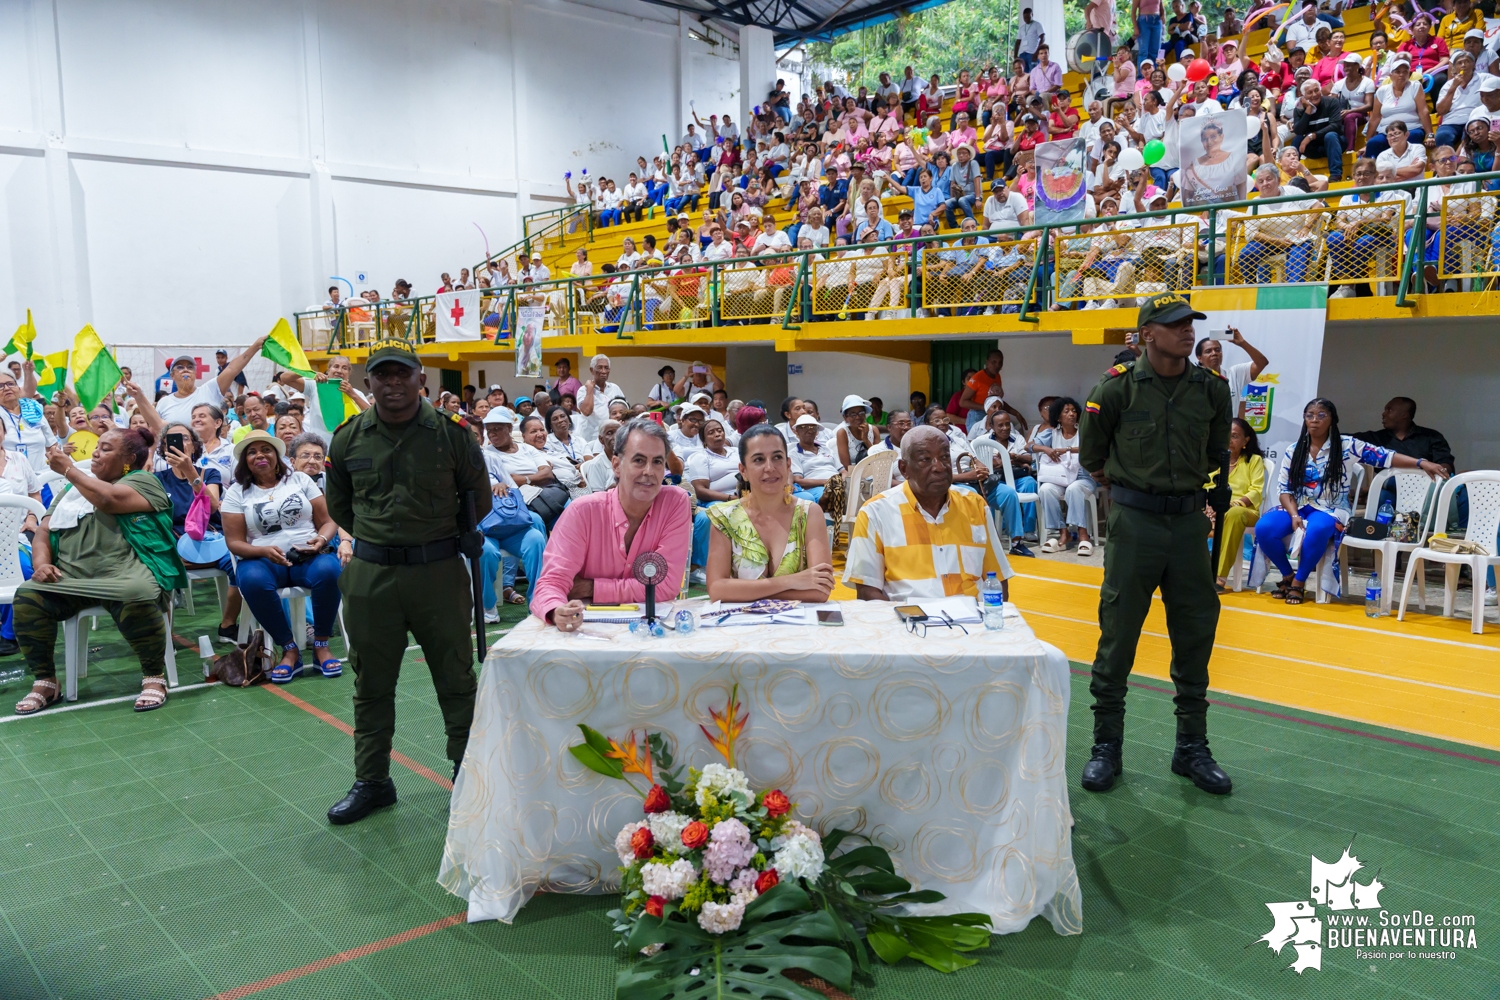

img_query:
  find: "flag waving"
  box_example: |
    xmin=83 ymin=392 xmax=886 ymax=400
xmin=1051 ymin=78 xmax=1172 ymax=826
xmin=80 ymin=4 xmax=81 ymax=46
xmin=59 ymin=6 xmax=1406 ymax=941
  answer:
xmin=34 ymin=350 xmax=68 ymax=399
xmin=5 ymin=309 xmax=37 ymax=360
xmin=434 ymin=289 xmax=481 ymax=342
xmin=73 ymin=326 xmax=122 ymax=412
xmin=260 ymin=318 xmax=316 ymax=376
xmin=317 ymin=379 xmax=359 ymax=432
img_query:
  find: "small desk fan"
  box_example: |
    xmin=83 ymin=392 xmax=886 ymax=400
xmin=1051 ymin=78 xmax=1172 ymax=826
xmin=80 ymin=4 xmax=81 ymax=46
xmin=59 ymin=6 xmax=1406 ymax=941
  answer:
xmin=632 ymin=551 xmax=669 ymax=626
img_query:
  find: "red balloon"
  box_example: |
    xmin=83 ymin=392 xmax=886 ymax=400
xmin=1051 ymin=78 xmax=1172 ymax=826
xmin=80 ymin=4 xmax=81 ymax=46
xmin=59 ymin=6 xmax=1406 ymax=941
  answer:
xmin=1187 ymin=58 xmax=1212 ymax=82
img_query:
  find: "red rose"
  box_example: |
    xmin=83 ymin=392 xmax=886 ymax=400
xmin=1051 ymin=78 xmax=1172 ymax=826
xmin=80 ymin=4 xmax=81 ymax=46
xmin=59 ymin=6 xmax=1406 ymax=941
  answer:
xmin=645 ymin=895 xmax=665 ymax=917
xmin=680 ymin=820 xmax=709 ymax=850
xmin=631 ymin=826 xmax=655 ymax=859
xmin=643 ymin=785 xmax=671 ymax=814
xmin=755 ymin=868 xmax=780 ymax=893
xmin=763 ymin=789 xmax=790 ymax=818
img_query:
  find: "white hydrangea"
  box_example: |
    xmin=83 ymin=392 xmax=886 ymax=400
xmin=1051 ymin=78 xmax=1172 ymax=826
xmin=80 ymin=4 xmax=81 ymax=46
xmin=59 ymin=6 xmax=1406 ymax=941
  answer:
xmin=640 ymin=858 xmax=698 ymax=900
xmin=614 ymin=821 xmax=648 ymax=865
xmin=771 ymin=833 xmax=825 ymax=882
xmin=698 ymin=899 xmax=747 ymax=934
xmin=695 ymin=763 xmax=751 ymax=808
xmin=647 ymin=811 xmax=691 ymax=854
xmin=728 ymin=867 xmax=760 ymax=907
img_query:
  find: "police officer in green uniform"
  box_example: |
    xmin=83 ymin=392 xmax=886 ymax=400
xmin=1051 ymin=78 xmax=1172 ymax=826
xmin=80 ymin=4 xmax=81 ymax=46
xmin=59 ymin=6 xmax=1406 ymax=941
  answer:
xmin=1078 ymin=293 xmax=1233 ymax=795
xmin=323 ymin=339 xmax=491 ymax=825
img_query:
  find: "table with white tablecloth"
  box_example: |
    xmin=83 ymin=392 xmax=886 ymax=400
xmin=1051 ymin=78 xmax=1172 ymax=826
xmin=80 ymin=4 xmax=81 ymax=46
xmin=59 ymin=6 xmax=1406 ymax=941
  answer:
xmin=438 ymin=599 xmax=1082 ymax=936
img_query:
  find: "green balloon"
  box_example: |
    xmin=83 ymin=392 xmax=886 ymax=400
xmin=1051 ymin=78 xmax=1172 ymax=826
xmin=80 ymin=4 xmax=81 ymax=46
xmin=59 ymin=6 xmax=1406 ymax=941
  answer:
xmin=1143 ymin=140 xmax=1166 ymax=166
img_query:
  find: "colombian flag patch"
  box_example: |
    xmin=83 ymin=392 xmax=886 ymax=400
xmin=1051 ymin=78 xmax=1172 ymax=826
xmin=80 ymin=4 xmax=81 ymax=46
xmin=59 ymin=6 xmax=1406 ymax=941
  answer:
xmin=1085 ymin=401 xmax=1101 ymax=414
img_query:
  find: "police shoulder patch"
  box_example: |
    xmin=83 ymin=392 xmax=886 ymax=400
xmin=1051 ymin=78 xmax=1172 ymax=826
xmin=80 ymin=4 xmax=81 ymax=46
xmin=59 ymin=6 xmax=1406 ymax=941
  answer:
xmin=1104 ymin=362 xmax=1131 ymax=378
xmin=1085 ymin=401 xmax=1101 ymax=414
xmin=446 ymin=410 xmax=470 ymax=430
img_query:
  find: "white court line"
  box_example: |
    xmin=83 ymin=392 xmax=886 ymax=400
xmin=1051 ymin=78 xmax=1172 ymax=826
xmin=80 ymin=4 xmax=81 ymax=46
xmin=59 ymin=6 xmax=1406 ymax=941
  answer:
xmin=0 ymin=682 xmax=220 ymax=724
xmin=1024 ymin=609 xmax=1500 ymax=702
xmin=1013 ymin=572 xmax=1500 ymax=654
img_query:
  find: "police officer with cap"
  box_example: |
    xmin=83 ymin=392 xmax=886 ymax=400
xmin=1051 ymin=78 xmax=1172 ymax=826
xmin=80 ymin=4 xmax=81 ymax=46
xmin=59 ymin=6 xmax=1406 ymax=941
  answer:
xmin=1078 ymin=292 xmax=1233 ymax=795
xmin=323 ymin=338 xmax=491 ymax=824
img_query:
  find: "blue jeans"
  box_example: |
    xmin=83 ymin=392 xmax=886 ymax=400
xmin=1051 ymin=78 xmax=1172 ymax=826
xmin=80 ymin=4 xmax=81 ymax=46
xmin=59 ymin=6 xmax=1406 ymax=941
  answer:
xmin=236 ymin=552 xmax=343 ymax=649
xmin=1257 ymin=506 xmax=1340 ymax=583
xmin=1298 ymin=130 xmax=1343 ymax=179
xmin=794 ymin=485 xmax=825 ymax=503
xmin=481 ymin=510 xmax=547 ymax=607
xmin=988 ymin=476 xmax=1038 ymax=540
xmin=693 ymin=508 xmax=710 ymax=568
xmin=1135 ymin=14 xmax=1163 ymax=67
xmin=1327 ymin=231 xmax=1382 ymax=281
xmin=1238 ymin=240 xmax=1313 ymax=283
xmin=1433 ymin=124 xmax=1465 ymax=150
xmin=944 ymin=195 xmax=977 ymax=228
xmin=1019 ymin=51 xmax=1036 ymax=72
xmin=599 ymin=208 xmax=622 ymax=227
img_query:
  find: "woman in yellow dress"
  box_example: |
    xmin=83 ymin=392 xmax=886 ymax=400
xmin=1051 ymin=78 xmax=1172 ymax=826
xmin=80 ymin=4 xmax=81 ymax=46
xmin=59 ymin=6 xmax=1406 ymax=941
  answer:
xmin=1215 ymin=417 xmax=1267 ymax=590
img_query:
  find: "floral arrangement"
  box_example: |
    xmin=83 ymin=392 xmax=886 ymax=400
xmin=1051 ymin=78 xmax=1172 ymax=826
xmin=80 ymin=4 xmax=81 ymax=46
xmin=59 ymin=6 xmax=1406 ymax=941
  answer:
xmin=570 ymin=686 xmax=993 ymax=999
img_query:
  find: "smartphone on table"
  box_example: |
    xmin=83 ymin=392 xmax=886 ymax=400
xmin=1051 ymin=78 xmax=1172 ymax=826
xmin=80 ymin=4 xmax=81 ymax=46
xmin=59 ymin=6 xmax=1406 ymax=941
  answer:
xmin=816 ymin=609 xmax=844 ymax=626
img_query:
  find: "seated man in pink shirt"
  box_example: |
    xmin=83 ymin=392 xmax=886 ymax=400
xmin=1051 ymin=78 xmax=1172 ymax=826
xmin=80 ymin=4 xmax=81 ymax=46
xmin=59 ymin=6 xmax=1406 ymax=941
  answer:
xmin=531 ymin=419 xmax=692 ymax=631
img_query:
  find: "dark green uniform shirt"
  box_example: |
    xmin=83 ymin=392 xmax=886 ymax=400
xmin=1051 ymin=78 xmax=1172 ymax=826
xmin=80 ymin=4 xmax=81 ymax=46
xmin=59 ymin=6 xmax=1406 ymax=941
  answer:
xmin=1080 ymin=357 xmax=1231 ymax=495
xmin=325 ymin=399 xmax=491 ymax=546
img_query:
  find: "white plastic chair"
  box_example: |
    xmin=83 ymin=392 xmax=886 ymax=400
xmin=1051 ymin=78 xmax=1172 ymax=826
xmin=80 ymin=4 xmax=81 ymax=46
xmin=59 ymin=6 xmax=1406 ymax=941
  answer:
xmin=1243 ymin=447 xmax=1362 ymax=601
xmin=1339 ymin=469 xmax=1439 ymax=614
xmin=972 ymin=439 xmax=1045 ymax=542
xmin=179 ymin=568 xmax=230 ymax=618
xmin=831 ymin=449 xmax=896 ymax=549
xmin=1309 ymin=463 xmax=1364 ymax=604
xmin=64 ymin=604 xmax=178 ymax=703
xmin=0 ymin=493 xmax=46 ymax=612
xmin=1397 ymin=471 xmax=1500 ymax=634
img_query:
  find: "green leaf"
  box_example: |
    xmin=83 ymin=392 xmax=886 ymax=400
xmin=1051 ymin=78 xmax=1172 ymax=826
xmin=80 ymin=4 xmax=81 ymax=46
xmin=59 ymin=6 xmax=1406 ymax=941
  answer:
xmin=568 ymin=742 xmax=624 ymax=780
xmin=618 ymin=883 xmax=852 ymax=1000
xmin=827 ymin=845 xmax=895 ymax=875
xmin=883 ymin=889 xmax=946 ymax=905
xmin=864 ymin=929 xmax=913 ymax=965
xmin=846 ymin=871 xmax=911 ymax=895
xmin=819 ymin=828 xmax=853 ymax=856
xmin=579 ymin=724 xmax=616 ymax=757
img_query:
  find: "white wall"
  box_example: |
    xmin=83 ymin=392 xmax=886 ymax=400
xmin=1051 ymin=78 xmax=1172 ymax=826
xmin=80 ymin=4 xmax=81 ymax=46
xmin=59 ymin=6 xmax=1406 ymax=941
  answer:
xmin=992 ymin=334 xmax=1123 ymax=426
xmin=787 ymin=351 xmax=909 ymax=418
xmin=0 ymin=0 xmax=738 ymax=358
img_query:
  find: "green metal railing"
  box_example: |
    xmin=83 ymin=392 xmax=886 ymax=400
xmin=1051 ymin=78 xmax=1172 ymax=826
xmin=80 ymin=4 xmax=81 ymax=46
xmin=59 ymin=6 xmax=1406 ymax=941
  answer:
xmin=295 ymin=171 xmax=1500 ymax=351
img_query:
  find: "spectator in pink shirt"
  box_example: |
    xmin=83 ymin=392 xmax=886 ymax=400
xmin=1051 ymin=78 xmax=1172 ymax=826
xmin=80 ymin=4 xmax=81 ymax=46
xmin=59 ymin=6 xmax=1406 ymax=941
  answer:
xmin=551 ymin=358 xmax=581 ymax=400
xmin=531 ymin=419 xmax=691 ymax=631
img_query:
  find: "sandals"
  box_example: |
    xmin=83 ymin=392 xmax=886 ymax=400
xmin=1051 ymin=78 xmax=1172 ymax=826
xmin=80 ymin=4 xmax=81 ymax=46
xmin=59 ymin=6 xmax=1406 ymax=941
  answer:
xmin=269 ymin=643 xmax=304 ymax=684
xmin=502 ymin=588 xmax=527 ymax=606
xmin=134 ymin=676 xmax=168 ymax=713
xmin=312 ymin=639 xmax=342 ymax=678
xmin=1269 ymin=576 xmax=1293 ymax=600
xmin=1284 ymin=580 xmax=1306 ymax=606
xmin=15 ymin=678 xmax=60 ymax=716
xmin=1077 ymin=540 xmax=1094 ymax=557
xmin=1041 ymin=538 xmax=1062 ymax=553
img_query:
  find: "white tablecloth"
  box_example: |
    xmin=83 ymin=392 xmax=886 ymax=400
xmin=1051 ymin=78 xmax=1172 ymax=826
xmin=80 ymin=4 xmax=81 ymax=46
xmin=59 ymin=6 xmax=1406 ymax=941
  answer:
xmin=438 ymin=599 xmax=1082 ymax=936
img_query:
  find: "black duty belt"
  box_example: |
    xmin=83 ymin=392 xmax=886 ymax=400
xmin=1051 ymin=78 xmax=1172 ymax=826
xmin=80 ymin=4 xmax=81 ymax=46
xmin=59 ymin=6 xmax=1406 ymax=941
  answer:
xmin=353 ymin=537 xmax=461 ymax=566
xmin=1110 ymin=486 xmax=1207 ymax=515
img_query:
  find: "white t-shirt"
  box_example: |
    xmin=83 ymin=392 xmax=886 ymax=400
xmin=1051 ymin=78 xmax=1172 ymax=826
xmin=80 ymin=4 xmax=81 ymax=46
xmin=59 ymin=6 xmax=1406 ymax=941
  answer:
xmin=1437 ymin=76 xmax=1482 ymax=127
xmin=983 ymin=191 xmax=1029 ymax=229
xmin=577 ymin=380 xmax=627 ymax=442
xmin=667 ymin=424 xmax=704 ymax=460
xmin=685 ymin=447 xmax=740 ymax=493
xmin=1374 ymin=83 xmax=1421 ymax=129
xmin=0 ymin=406 xmax=59 ymax=473
xmin=581 ymin=453 xmax=615 ymax=492
xmin=156 ymin=380 xmax=226 ymax=428
xmin=790 ymin=440 xmax=841 ymax=481
xmin=753 ymin=230 xmax=792 ymax=253
xmin=487 ymin=442 xmax=550 ymax=502
xmin=1375 ymin=142 xmax=1426 ymax=176
xmin=1331 ymin=75 xmax=1374 ymax=108
xmin=1017 ymin=19 xmax=1044 ymax=55
xmin=0 ymin=452 xmax=40 ymax=498
xmin=198 ymin=440 xmax=235 ymax=482
xmin=221 ymin=471 xmax=322 ymax=551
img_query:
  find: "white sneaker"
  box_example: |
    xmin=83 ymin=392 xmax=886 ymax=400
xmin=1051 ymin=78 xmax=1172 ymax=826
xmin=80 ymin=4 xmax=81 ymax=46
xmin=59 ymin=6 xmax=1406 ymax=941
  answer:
xmin=690 ymin=569 xmax=707 ymax=586
xmin=1330 ymin=285 xmax=1356 ymax=298
xmin=483 ymin=608 xmax=500 ymax=624
xmin=1486 ymin=587 xmax=1498 ymax=607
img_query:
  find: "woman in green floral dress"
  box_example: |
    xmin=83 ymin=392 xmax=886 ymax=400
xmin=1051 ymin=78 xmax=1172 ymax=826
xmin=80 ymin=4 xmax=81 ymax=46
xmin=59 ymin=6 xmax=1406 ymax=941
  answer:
xmin=705 ymin=425 xmax=835 ymax=603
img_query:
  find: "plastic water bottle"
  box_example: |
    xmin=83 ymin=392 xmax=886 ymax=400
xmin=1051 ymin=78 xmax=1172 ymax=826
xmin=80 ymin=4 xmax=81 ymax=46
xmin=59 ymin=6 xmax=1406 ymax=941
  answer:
xmin=1377 ymin=499 xmax=1395 ymax=525
xmin=981 ymin=572 xmax=1006 ymax=631
xmin=0 ymin=666 xmax=24 ymax=686
xmin=1365 ymin=574 xmax=1384 ymax=618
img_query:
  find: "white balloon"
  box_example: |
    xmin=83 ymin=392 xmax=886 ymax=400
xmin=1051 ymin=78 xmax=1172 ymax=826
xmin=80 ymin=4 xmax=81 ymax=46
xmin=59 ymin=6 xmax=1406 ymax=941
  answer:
xmin=1167 ymin=62 xmax=1188 ymax=82
xmin=1118 ymin=147 xmax=1146 ymax=171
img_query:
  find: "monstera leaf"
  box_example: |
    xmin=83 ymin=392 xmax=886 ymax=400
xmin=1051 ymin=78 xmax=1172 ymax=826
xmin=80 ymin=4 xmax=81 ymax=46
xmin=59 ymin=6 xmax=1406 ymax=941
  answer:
xmin=618 ymin=883 xmax=853 ymax=1000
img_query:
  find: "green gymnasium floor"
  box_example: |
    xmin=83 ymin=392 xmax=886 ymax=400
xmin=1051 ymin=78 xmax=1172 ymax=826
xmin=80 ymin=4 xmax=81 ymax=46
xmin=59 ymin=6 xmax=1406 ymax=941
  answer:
xmin=0 ymin=595 xmax=1495 ymax=1000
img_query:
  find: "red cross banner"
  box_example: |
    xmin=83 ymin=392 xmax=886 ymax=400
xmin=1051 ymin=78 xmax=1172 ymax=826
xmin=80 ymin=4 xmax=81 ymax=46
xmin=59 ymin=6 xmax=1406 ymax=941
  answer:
xmin=434 ymin=288 xmax=482 ymax=342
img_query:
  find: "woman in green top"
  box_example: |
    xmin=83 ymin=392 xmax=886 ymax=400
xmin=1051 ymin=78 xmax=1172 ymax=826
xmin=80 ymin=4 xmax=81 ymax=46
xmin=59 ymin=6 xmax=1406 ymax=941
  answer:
xmin=705 ymin=425 xmax=835 ymax=603
xmin=13 ymin=428 xmax=177 ymax=715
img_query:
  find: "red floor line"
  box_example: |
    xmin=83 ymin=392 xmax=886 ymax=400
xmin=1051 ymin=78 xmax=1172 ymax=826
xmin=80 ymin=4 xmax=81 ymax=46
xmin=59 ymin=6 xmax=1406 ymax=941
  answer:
xmin=1067 ymin=668 xmax=1500 ymax=767
xmin=260 ymin=685 xmax=455 ymax=790
xmin=206 ymin=913 xmax=465 ymax=1000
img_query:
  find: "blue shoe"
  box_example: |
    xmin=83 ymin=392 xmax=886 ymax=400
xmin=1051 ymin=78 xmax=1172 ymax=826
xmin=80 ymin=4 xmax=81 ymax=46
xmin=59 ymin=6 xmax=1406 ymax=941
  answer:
xmin=312 ymin=639 xmax=342 ymax=678
xmin=269 ymin=643 xmax=303 ymax=684
xmin=1009 ymin=541 xmax=1036 ymax=558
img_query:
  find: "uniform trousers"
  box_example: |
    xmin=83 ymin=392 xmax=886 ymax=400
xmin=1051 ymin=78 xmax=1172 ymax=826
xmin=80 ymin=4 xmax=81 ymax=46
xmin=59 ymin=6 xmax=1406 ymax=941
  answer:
xmin=1090 ymin=504 xmax=1219 ymax=743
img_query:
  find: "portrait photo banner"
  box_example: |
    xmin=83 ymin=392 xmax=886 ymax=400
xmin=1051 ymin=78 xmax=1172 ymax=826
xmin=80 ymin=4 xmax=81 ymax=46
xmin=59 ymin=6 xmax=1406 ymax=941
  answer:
xmin=1177 ymin=112 xmax=1248 ymax=208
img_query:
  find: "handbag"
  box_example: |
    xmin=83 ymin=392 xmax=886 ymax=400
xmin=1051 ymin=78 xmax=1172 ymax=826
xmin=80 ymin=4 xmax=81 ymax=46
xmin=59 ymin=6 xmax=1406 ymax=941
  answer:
xmin=184 ymin=488 xmax=213 ymax=541
xmin=210 ymin=629 xmax=269 ymax=687
xmin=479 ymin=488 xmax=534 ymax=539
xmin=1345 ymin=517 xmax=1388 ymax=542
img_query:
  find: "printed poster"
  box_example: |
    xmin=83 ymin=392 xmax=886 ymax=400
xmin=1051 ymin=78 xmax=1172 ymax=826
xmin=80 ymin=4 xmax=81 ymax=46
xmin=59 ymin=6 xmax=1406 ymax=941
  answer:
xmin=1177 ymin=112 xmax=1247 ymax=208
xmin=1033 ymin=137 xmax=1089 ymax=226
xmin=515 ymin=305 xmax=544 ymax=378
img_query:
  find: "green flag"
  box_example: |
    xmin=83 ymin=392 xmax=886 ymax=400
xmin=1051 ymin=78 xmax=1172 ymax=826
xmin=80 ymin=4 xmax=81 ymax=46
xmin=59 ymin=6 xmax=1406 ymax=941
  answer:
xmin=34 ymin=349 xmax=68 ymax=398
xmin=5 ymin=309 xmax=36 ymax=359
xmin=260 ymin=318 xmax=316 ymax=377
xmin=72 ymin=326 xmax=121 ymax=412
xmin=317 ymin=378 xmax=359 ymax=432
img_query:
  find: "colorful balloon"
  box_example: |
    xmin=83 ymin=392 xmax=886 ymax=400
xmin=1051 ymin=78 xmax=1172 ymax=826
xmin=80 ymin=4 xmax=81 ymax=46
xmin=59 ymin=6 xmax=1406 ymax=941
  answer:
xmin=1143 ymin=140 xmax=1166 ymax=165
xmin=1187 ymin=58 xmax=1212 ymax=82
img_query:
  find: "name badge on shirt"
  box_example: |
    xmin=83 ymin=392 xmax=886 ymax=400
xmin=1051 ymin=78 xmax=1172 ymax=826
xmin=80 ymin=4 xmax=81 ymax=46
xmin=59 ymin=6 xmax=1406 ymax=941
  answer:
xmin=345 ymin=458 xmax=373 ymax=470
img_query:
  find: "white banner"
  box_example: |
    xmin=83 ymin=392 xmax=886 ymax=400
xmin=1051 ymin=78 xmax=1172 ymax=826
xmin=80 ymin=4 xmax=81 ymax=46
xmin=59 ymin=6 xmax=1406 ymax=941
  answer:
xmin=515 ymin=305 xmax=544 ymax=378
xmin=434 ymin=289 xmax=481 ymax=342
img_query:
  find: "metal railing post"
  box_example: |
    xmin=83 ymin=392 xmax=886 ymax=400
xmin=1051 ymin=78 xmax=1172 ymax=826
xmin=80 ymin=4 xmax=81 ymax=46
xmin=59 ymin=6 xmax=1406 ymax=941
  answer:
xmin=1206 ymin=207 xmax=1219 ymax=287
xmin=1017 ymin=227 xmax=1048 ymax=324
xmin=1395 ymin=185 xmax=1428 ymax=308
